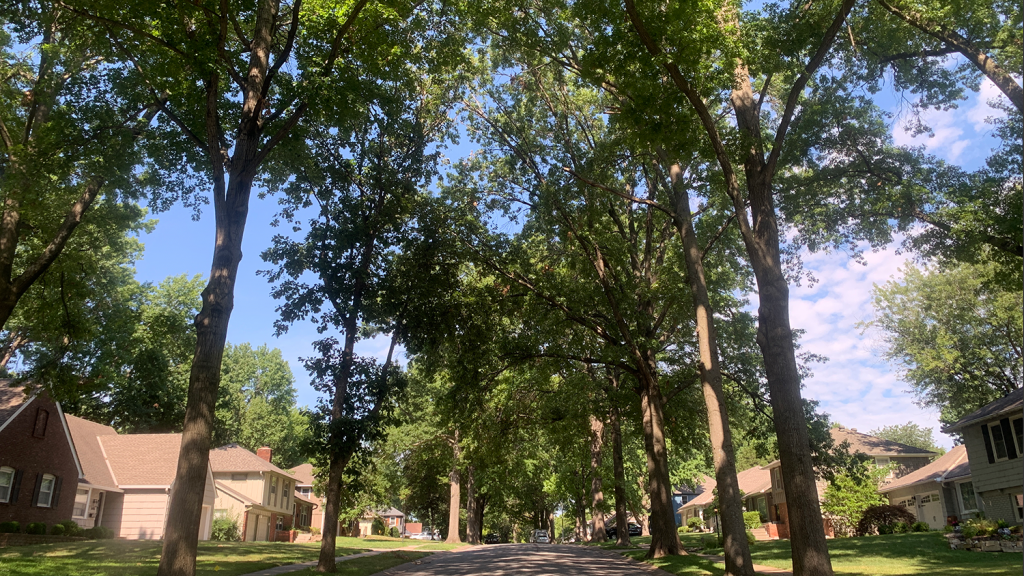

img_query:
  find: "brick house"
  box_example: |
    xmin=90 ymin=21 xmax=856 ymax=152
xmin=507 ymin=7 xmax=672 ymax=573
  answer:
xmin=288 ymin=463 xmax=342 ymax=536
xmin=210 ymin=445 xmax=297 ymax=541
xmin=0 ymin=384 xmax=82 ymax=527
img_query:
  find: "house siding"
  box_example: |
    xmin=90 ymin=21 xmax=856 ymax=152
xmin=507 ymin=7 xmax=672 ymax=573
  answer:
xmin=117 ymin=489 xmax=169 ymax=540
xmin=962 ymin=422 xmax=1023 ymax=494
xmin=101 ymin=492 xmax=125 ymax=536
xmin=0 ymin=395 xmax=79 ymax=527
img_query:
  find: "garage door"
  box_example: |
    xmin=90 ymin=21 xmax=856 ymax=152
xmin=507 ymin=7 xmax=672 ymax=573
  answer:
xmin=918 ymin=493 xmax=944 ymax=530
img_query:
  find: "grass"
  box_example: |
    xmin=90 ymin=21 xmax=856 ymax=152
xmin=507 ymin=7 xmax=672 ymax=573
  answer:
xmin=626 ymin=532 xmax=1022 ymax=576
xmin=297 ymin=550 xmax=431 ymax=574
xmin=0 ymin=539 xmax=371 ymax=576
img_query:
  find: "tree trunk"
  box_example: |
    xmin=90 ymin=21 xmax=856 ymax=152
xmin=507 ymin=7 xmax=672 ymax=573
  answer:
xmin=589 ymin=414 xmax=607 ymax=542
xmin=664 ymin=158 xmax=754 ymax=576
xmin=610 ymin=403 xmax=631 ymax=547
xmin=445 ymin=441 xmax=462 ymax=544
xmin=637 ymin=365 xmax=681 ymax=557
xmin=316 ymin=457 xmax=346 ymax=570
xmin=466 ymin=466 xmax=480 ymax=544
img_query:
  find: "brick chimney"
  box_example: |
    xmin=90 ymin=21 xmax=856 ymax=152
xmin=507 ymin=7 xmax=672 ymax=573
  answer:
xmin=257 ymin=446 xmax=273 ymax=463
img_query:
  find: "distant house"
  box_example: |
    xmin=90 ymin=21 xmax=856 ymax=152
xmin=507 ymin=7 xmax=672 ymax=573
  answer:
xmin=0 ymin=385 xmax=82 ymax=527
xmin=763 ymin=426 xmax=937 ymax=538
xmin=292 ymin=492 xmax=316 ymax=532
xmin=880 ymin=444 xmax=972 ymax=529
xmin=210 ymin=445 xmax=298 ymax=541
xmin=942 ymin=388 xmax=1023 ymax=525
xmin=678 ymin=466 xmax=771 ymax=533
xmin=65 ymin=413 xmax=217 ymax=540
xmin=356 ymin=507 xmax=405 ymax=537
xmin=287 ymin=463 xmax=341 ymax=536
xmin=404 ymin=521 xmax=423 ymax=537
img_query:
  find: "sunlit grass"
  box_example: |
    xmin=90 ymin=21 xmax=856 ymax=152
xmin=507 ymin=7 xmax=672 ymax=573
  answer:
xmin=297 ymin=550 xmax=430 ymax=574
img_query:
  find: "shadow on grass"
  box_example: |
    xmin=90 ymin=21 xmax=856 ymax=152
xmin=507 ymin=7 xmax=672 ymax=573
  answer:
xmin=622 ymin=549 xmax=726 ymax=576
xmin=298 ymin=551 xmax=431 ymax=575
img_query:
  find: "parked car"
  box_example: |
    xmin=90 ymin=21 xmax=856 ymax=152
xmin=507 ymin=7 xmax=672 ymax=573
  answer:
xmin=484 ymin=533 xmax=501 ymax=544
xmin=628 ymin=523 xmax=642 ymax=536
xmin=605 ymin=523 xmax=644 ymax=538
xmin=531 ymin=529 xmax=550 ymax=543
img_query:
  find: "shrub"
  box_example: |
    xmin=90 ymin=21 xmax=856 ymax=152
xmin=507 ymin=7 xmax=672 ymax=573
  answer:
xmin=822 ymin=464 xmax=890 ymax=538
xmin=892 ymin=521 xmax=909 ymax=534
xmin=371 ymin=517 xmax=387 ymax=536
xmin=310 ymin=527 xmax=321 ymax=536
xmin=0 ymin=521 xmax=19 ymax=533
xmin=25 ymin=523 xmax=47 ymax=535
xmin=678 ymin=525 xmax=691 ymax=534
xmin=686 ymin=517 xmax=703 ymax=530
xmin=997 ymin=519 xmax=1010 ymax=529
xmin=910 ymin=522 xmax=929 ymax=533
xmin=389 ymin=526 xmax=401 ymax=538
xmin=59 ymin=520 xmax=82 ymax=537
xmin=961 ymin=524 xmax=979 ymax=539
xmin=211 ymin=516 xmax=241 ymax=542
xmin=745 ymin=529 xmax=756 ymax=545
xmin=50 ymin=524 xmax=66 ymax=536
xmin=743 ymin=512 xmax=762 ymax=530
xmin=700 ymin=534 xmax=719 ymax=549
xmin=856 ymin=505 xmax=916 ymax=536
xmin=82 ymin=526 xmax=114 ymax=539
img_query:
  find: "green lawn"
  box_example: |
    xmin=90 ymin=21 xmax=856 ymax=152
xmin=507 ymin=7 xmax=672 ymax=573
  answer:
xmin=0 ymin=539 xmax=369 ymax=576
xmin=333 ymin=536 xmax=463 ymax=551
xmin=621 ymin=532 xmax=1022 ymax=576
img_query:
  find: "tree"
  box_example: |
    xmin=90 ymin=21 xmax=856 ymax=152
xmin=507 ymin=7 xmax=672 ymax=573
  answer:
xmin=864 ymin=261 xmax=1022 ymax=427
xmin=868 ymin=423 xmax=944 ymax=455
xmin=820 ymin=464 xmax=889 ymax=537
xmin=215 ymin=343 xmax=309 ymax=468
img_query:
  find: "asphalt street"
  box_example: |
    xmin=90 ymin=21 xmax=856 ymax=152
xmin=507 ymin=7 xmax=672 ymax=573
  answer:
xmin=380 ymin=544 xmax=672 ymax=576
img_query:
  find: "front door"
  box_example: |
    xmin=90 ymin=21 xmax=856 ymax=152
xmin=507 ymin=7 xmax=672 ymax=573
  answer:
xmin=918 ymin=493 xmax=944 ymax=530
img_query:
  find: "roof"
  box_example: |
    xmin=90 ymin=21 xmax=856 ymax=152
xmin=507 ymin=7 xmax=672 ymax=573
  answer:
xmin=943 ymin=388 xmax=1024 ymax=433
xmin=209 ymin=444 xmax=288 ymax=475
xmin=381 ymin=507 xmax=405 ymax=518
xmin=679 ymin=466 xmax=772 ymax=512
xmin=830 ymin=427 xmax=936 ymax=457
xmin=293 ymin=491 xmax=316 ymax=506
xmin=288 ymin=462 xmax=315 ymax=485
xmin=0 ymin=382 xmax=31 ymax=427
xmin=880 ymin=445 xmax=970 ymax=493
xmin=66 ymin=414 xmax=120 ymax=491
xmin=99 ymin=434 xmax=184 ymax=486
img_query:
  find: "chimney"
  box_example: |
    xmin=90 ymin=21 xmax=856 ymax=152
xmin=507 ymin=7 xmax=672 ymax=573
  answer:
xmin=257 ymin=446 xmax=273 ymax=463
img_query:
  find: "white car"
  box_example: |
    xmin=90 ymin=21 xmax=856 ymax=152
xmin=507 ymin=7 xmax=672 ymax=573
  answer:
xmin=531 ymin=529 xmax=550 ymax=543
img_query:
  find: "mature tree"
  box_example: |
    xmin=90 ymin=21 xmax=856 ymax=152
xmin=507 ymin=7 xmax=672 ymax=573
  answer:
xmin=0 ymin=3 xmax=156 ymax=331
xmin=865 ymin=261 xmax=1022 ymax=426
xmin=820 ymin=463 xmax=890 ymax=537
xmin=868 ymin=422 xmax=944 ymax=455
xmin=214 ymin=343 xmax=309 ymax=468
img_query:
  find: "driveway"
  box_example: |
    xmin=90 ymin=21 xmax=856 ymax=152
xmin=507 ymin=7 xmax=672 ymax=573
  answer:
xmin=382 ymin=544 xmax=672 ymax=576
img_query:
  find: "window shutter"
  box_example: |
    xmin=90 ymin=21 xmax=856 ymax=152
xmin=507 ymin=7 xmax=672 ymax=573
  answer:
xmin=30 ymin=473 xmax=42 ymax=508
xmin=51 ymin=476 xmax=63 ymax=508
xmin=981 ymin=425 xmax=996 ymax=464
xmin=9 ymin=470 xmax=22 ymax=504
xmin=1000 ymin=418 xmax=1018 ymax=459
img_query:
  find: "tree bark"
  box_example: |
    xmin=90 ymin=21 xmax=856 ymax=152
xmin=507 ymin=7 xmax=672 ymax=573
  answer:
xmin=445 ymin=440 xmax=462 ymax=544
xmin=637 ymin=364 xmax=681 ymax=557
xmin=609 ymin=402 xmax=631 ymax=547
xmin=466 ymin=466 xmax=480 ymax=544
xmin=589 ymin=414 xmax=607 ymax=542
xmin=662 ymin=157 xmax=754 ymax=576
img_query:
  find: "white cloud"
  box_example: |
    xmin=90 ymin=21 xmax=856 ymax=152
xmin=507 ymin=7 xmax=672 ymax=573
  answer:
xmin=966 ymin=78 xmax=1009 ymax=132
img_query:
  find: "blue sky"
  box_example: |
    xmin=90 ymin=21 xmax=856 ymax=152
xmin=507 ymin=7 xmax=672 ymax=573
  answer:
xmin=131 ymin=76 xmax=1008 ymax=451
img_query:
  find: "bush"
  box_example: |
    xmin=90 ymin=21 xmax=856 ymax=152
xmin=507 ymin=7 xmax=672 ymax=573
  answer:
xmin=745 ymin=529 xmax=756 ymax=545
xmin=310 ymin=527 xmax=321 ymax=536
xmin=389 ymin=526 xmax=401 ymax=538
xmin=371 ymin=517 xmax=386 ymax=536
xmin=82 ymin=526 xmax=114 ymax=539
xmin=50 ymin=524 xmax=66 ymax=536
xmin=678 ymin=525 xmax=691 ymax=534
xmin=59 ymin=520 xmax=82 ymax=537
xmin=686 ymin=517 xmax=703 ymax=530
xmin=700 ymin=534 xmax=719 ymax=549
xmin=892 ymin=521 xmax=909 ymax=534
xmin=743 ymin=512 xmax=762 ymax=530
xmin=25 ymin=522 xmax=47 ymax=535
xmin=211 ymin=516 xmax=241 ymax=542
xmin=961 ymin=524 xmax=979 ymax=539
xmin=910 ymin=522 xmax=930 ymax=533
xmin=856 ymin=505 xmax=916 ymax=536
xmin=0 ymin=521 xmax=19 ymax=534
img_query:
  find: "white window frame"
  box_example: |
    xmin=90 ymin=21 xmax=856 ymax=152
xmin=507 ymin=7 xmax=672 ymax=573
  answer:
xmin=1012 ymin=492 xmax=1023 ymax=523
xmin=0 ymin=467 xmax=13 ymax=503
xmin=988 ymin=422 xmax=1010 ymax=462
xmin=37 ymin=474 xmax=55 ymax=508
xmin=956 ymin=481 xmax=979 ymax=515
xmin=283 ymin=481 xmax=290 ymax=508
xmin=270 ymin=476 xmax=278 ymax=506
xmin=73 ymin=488 xmax=90 ymax=518
xmin=1012 ymin=418 xmax=1023 ymax=458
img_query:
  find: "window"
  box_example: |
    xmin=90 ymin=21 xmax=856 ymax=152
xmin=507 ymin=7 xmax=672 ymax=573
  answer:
xmin=1013 ymin=493 xmax=1023 ymax=522
xmin=231 ymin=473 xmax=247 ymax=481
xmin=989 ymin=422 xmax=1009 ymax=461
xmin=770 ymin=467 xmax=783 ymax=490
xmin=37 ymin=474 xmax=55 ymax=507
xmin=299 ymin=487 xmax=311 ymax=497
xmin=958 ymin=482 xmax=978 ymax=513
xmin=0 ymin=467 xmax=13 ymax=503
xmin=270 ymin=476 xmax=277 ymax=506
xmin=73 ymin=489 xmax=89 ymax=517
xmin=1013 ymin=418 xmax=1023 ymax=456
xmin=276 ymin=516 xmax=283 ymax=531
xmin=33 ymin=409 xmax=48 ymax=438
xmin=283 ymin=482 xmax=290 ymax=507
xmin=300 ymin=507 xmax=308 ymax=528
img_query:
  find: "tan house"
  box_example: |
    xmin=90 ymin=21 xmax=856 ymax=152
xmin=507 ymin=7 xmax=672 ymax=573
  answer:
xmin=66 ymin=414 xmax=217 ymax=540
xmin=210 ymin=444 xmax=297 ymax=541
xmin=678 ymin=466 xmax=771 ymax=534
xmin=881 ymin=444 xmax=972 ymax=530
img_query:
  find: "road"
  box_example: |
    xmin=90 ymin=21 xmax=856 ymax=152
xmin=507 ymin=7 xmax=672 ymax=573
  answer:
xmin=382 ymin=544 xmax=672 ymax=576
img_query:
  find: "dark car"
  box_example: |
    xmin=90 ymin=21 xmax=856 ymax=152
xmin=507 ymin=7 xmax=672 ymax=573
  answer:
xmin=605 ymin=523 xmax=644 ymax=538
xmin=628 ymin=523 xmax=642 ymax=536
xmin=484 ymin=533 xmax=501 ymax=544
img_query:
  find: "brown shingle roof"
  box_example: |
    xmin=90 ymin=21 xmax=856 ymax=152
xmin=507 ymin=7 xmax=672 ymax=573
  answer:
xmin=830 ymin=427 xmax=936 ymax=456
xmin=99 ymin=434 xmax=184 ymax=486
xmin=0 ymin=381 xmax=31 ymax=426
xmin=680 ymin=466 xmax=772 ymax=512
xmin=66 ymin=415 xmax=119 ymax=490
xmin=209 ymin=444 xmax=288 ymax=475
xmin=881 ymin=445 xmax=970 ymax=492
xmin=288 ymin=462 xmax=315 ymax=485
